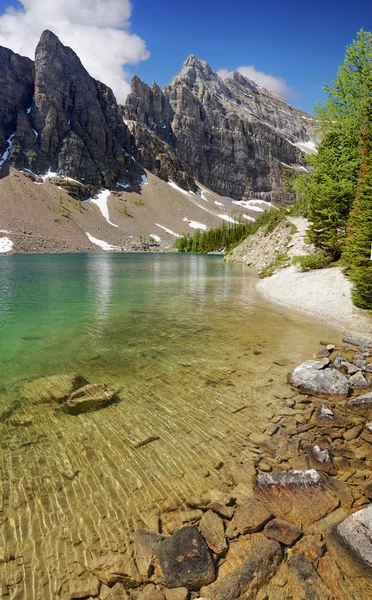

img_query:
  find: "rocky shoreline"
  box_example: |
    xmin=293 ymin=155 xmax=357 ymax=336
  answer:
xmin=6 ymin=334 xmax=372 ymax=599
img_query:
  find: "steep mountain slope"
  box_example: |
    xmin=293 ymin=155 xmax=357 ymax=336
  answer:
xmin=0 ymin=31 xmax=141 ymax=191
xmin=125 ymin=55 xmax=316 ymax=203
xmin=0 ymin=31 xmax=318 ymax=253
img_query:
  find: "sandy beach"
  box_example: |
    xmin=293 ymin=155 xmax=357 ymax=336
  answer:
xmin=257 ymin=264 xmax=372 ymax=337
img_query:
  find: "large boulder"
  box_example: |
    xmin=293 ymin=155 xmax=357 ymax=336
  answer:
xmin=154 ymin=526 xmax=215 ymax=589
xmin=253 ymin=470 xmax=339 ymax=528
xmin=64 ymin=383 xmax=117 ymax=414
xmin=287 ymin=360 xmax=349 ymax=398
xmin=337 ymin=505 xmax=372 ymax=568
xmin=199 ymin=534 xmax=282 ymax=600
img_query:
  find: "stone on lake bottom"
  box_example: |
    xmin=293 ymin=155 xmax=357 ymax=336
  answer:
xmin=199 ymin=510 xmax=227 ymax=555
xmin=199 ymin=534 xmax=282 ymax=600
xmin=91 ymin=551 xmax=141 ymax=588
xmin=154 ymin=526 xmax=215 ymax=589
xmin=233 ymin=499 xmax=273 ymax=534
xmin=287 ymin=361 xmax=349 ymax=398
xmin=133 ymin=529 xmax=164 ymax=579
xmin=164 ymin=588 xmax=188 ymax=600
xmin=253 ymin=470 xmax=339 ymax=528
xmin=64 ymin=383 xmax=117 ymax=414
xmin=100 ymin=583 xmax=130 ymax=599
xmin=263 ymin=518 xmax=302 ymax=545
xmin=337 ymin=505 xmax=372 ymax=568
xmin=22 ymin=373 xmax=88 ymax=404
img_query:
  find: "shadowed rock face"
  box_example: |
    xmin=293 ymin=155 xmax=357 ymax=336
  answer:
xmin=125 ymin=55 xmax=316 ymax=203
xmin=0 ymin=46 xmax=34 ymax=157
xmin=1 ymin=31 xmax=140 ymax=188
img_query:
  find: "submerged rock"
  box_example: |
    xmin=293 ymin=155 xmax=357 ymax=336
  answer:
xmin=22 ymin=373 xmax=88 ymax=404
xmin=199 ymin=510 xmax=227 ymax=555
xmin=337 ymin=505 xmax=372 ymax=568
xmin=233 ymin=499 xmax=273 ymax=534
xmin=91 ymin=551 xmax=141 ymax=588
xmin=154 ymin=526 xmax=215 ymax=589
xmin=307 ymin=445 xmax=337 ymax=475
xmin=199 ymin=534 xmax=282 ymax=600
xmin=287 ymin=361 xmax=349 ymax=398
xmin=253 ymin=470 xmax=339 ymax=528
xmin=263 ymin=518 xmax=302 ymax=545
xmin=64 ymin=383 xmax=117 ymax=414
xmin=133 ymin=529 xmax=164 ymax=580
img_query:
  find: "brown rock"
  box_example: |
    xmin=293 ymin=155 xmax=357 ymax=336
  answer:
xmin=199 ymin=510 xmax=227 ymax=555
xmin=185 ymin=497 xmax=208 ymax=509
xmin=363 ymin=481 xmax=372 ymax=500
xmin=164 ymin=588 xmax=188 ymax=600
xmin=64 ymin=383 xmax=117 ymax=414
xmin=253 ymin=470 xmax=339 ymax=528
xmin=154 ymin=526 xmax=215 ymax=589
xmin=180 ymin=510 xmax=203 ymax=524
xmin=204 ymin=489 xmax=234 ymax=506
xmin=22 ymin=373 xmax=88 ymax=404
xmin=138 ymin=590 xmax=165 ymax=600
xmin=100 ymin=583 xmax=129 ymax=599
xmin=91 ymin=551 xmax=141 ymax=588
xmin=69 ymin=571 xmax=100 ymax=599
xmin=289 ymin=534 xmax=324 ymax=561
xmin=286 ymin=554 xmax=331 ymax=599
xmin=234 ymin=498 xmax=273 ymax=534
xmin=343 ymin=425 xmax=363 ymax=441
xmin=205 ymin=502 xmax=234 ymax=520
xmin=199 ymin=534 xmax=282 ymax=600
xmin=263 ymin=518 xmax=302 ymax=545
xmin=133 ymin=529 xmax=164 ymax=580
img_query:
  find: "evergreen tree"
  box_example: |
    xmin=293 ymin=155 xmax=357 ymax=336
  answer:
xmin=343 ymin=73 xmax=372 ymax=308
xmin=293 ymin=30 xmax=372 ymax=259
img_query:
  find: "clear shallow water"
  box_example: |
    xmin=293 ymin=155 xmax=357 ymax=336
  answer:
xmin=0 ymin=253 xmax=342 ymax=599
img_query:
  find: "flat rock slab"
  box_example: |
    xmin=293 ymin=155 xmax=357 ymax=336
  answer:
xmin=64 ymin=383 xmax=117 ymax=414
xmin=233 ymin=499 xmax=273 ymax=534
xmin=337 ymin=505 xmax=372 ymax=568
xmin=307 ymin=445 xmax=337 ymax=475
xmin=91 ymin=552 xmax=141 ymax=588
xmin=315 ymin=403 xmax=351 ymax=428
xmin=199 ymin=534 xmax=282 ymax=600
xmin=263 ymin=518 xmax=302 ymax=545
xmin=253 ymin=470 xmax=339 ymax=529
xmin=155 ymin=526 xmax=215 ymax=589
xmin=287 ymin=361 xmax=349 ymax=398
xmin=22 ymin=373 xmax=88 ymax=404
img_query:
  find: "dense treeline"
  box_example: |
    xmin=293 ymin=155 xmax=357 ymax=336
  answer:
xmin=292 ymin=30 xmax=372 ymax=308
xmin=175 ymin=209 xmax=285 ymax=253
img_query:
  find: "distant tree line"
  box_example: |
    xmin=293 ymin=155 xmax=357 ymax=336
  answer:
xmin=175 ymin=209 xmax=286 ymax=254
xmin=292 ymin=30 xmax=372 ymax=308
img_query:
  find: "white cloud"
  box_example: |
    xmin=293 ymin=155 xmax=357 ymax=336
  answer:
xmin=0 ymin=0 xmax=149 ymax=103
xmin=217 ymin=65 xmax=294 ymax=100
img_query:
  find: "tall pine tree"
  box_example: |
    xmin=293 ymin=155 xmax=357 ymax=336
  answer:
xmin=293 ymin=30 xmax=372 ymax=259
xmin=343 ymin=72 xmax=372 ymax=308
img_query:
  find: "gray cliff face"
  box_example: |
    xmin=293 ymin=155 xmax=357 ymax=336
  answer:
xmin=0 ymin=35 xmax=315 ymax=201
xmin=0 ymin=47 xmax=34 ymax=158
xmin=125 ymin=55 xmax=316 ymax=203
xmin=1 ymin=31 xmax=140 ymax=188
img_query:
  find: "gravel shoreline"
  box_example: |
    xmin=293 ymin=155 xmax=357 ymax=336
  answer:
xmin=257 ymin=264 xmax=372 ymax=337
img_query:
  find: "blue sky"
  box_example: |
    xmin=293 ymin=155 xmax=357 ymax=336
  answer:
xmin=0 ymin=0 xmax=371 ymax=113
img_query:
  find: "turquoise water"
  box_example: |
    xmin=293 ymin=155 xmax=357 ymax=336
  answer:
xmin=0 ymin=253 xmax=343 ymax=599
xmin=0 ymin=252 xmax=341 ymax=389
